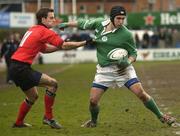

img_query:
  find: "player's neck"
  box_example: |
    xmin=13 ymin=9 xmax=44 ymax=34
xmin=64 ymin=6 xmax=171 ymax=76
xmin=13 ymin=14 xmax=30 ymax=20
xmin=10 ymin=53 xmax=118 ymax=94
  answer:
xmin=105 ymin=23 xmax=115 ymax=32
xmin=38 ymin=23 xmax=49 ymax=28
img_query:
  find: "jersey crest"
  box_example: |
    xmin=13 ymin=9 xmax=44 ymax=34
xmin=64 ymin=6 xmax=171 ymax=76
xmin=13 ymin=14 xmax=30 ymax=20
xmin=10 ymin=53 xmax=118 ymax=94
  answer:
xmin=102 ymin=36 xmax=108 ymax=42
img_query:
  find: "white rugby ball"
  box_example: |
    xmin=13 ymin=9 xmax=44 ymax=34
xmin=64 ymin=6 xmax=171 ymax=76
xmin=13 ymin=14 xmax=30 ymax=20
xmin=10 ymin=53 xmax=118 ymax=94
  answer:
xmin=107 ymin=48 xmax=128 ymax=60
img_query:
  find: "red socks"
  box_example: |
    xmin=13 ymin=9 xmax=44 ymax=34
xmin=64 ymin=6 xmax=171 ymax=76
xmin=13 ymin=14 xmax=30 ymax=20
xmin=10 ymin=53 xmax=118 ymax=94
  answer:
xmin=44 ymin=90 xmax=56 ymax=119
xmin=15 ymin=99 xmax=32 ymax=125
xmin=15 ymin=90 xmax=55 ymax=125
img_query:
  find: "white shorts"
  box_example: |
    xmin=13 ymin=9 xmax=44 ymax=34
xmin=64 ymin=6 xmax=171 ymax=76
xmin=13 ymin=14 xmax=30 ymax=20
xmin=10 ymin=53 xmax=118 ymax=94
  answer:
xmin=93 ymin=64 xmax=139 ymax=89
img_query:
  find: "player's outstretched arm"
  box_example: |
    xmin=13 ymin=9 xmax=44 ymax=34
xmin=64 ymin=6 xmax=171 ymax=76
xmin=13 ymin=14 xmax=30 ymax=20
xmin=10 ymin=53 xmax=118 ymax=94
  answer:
xmin=61 ymin=41 xmax=87 ymax=50
xmin=42 ymin=38 xmax=95 ymax=53
xmin=58 ymin=21 xmax=78 ymax=29
xmin=42 ymin=44 xmax=60 ymax=53
xmin=42 ymin=41 xmax=86 ymax=53
xmin=62 ymin=37 xmax=95 ymax=50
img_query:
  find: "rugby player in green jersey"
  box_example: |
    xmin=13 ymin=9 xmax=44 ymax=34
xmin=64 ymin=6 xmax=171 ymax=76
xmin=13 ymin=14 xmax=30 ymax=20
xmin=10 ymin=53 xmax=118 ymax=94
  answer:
xmin=59 ymin=6 xmax=177 ymax=127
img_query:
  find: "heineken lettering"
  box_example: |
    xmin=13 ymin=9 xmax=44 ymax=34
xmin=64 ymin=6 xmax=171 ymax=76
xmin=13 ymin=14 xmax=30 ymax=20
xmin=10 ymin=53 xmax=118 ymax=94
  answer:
xmin=161 ymin=13 xmax=180 ymax=25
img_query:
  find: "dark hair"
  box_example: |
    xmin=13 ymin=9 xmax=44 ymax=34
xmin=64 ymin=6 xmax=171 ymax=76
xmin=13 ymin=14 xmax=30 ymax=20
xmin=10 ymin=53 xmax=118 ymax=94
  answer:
xmin=110 ymin=6 xmax=126 ymax=23
xmin=36 ymin=8 xmax=54 ymax=24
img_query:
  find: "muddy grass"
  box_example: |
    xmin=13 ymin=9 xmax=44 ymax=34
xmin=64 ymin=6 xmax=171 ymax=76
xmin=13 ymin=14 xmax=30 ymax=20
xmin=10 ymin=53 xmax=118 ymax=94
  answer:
xmin=0 ymin=69 xmax=7 ymax=85
xmin=1 ymin=62 xmax=180 ymax=103
xmin=135 ymin=61 xmax=180 ymax=113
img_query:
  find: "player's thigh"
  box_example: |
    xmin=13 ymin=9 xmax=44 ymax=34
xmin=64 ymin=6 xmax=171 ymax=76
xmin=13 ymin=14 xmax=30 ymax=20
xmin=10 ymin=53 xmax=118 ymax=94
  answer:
xmin=24 ymin=87 xmax=38 ymax=102
xmin=38 ymin=73 xmax=57 ymax=87
xmin=129 ymin=82 xmax=142 ymax=94
xmin=9 ymin=62 xmax=42 ymax=91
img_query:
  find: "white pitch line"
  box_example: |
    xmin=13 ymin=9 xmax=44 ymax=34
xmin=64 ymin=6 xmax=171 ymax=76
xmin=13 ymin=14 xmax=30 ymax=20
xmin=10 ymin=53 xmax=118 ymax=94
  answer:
xmin=0 ymin=64 xmax=74 ymax=90
xmin=174 ymin=131 xmax=180 ymax=135
xmin=47 ymin=64 xmax=74 ymax=76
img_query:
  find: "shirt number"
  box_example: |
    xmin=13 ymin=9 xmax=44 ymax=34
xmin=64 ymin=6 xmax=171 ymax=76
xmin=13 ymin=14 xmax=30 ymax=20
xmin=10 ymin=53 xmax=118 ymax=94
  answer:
xmin=19 ymin=31 xmax=32 ymax=47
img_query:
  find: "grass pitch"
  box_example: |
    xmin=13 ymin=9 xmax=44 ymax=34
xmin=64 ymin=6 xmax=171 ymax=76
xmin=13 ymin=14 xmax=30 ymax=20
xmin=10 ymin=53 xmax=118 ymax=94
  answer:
xmin=0 ymin=61 xmax=179 ymax=136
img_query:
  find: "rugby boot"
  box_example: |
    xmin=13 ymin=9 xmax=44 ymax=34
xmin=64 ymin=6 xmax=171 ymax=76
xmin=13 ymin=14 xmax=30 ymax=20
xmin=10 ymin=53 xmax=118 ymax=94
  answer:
xmin=12 ymin=122 xmax=32 ymax=128
xmin=43 ymin=117 xmax=62 ymax=129
xmin=81 ymin=120 xmax=97 ymax=128
xmin=160 ymin=114 xmax=176 ymax=126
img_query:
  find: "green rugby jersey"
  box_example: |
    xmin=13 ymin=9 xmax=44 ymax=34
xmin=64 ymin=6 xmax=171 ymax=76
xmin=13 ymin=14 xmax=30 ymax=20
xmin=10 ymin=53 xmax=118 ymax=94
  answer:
xmin=78 ymin=18 xmax=137 ymax=67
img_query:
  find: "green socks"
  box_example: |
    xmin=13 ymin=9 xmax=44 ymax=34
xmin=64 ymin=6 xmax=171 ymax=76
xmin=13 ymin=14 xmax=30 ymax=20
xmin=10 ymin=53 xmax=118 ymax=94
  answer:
xmin=89 ymin=98 xmax=162 ymax=123
xmin=89 ymin=105 xmax=99 ymax=123
xmin=144 ymin=98 xmax=163 ymax=118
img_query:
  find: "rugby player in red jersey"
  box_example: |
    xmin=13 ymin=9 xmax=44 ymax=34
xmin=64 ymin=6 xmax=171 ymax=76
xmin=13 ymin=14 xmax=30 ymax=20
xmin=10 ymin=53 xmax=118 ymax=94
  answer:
xmin=10 ymin=8 xmax=89 ymax=129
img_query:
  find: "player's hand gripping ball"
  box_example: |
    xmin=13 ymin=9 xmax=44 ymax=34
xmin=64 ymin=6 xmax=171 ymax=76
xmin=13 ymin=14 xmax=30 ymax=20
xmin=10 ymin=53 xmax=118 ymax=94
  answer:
xmin=108 ymin=48 xmax=131 ymax=68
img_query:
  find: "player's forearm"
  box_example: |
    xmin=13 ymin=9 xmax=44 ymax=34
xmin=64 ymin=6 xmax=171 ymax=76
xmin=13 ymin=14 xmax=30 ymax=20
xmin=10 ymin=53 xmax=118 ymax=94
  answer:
xmin=42 ymin=44 xmax=61 ymax=53
xmin=67 ymin=21 xmax=78 ymax=27
xmin=58 ymin=21 xmax=78 ymax=29
xmin=43 ymin=48 xmax=58 ymax=53
xmin=61 ymin=41 xmax=86 ymax=50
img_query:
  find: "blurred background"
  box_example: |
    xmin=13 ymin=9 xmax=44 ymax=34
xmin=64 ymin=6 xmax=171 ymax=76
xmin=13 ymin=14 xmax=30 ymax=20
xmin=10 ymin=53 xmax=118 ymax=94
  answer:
xmin=0 ymin=0 xmax=180 ymax=65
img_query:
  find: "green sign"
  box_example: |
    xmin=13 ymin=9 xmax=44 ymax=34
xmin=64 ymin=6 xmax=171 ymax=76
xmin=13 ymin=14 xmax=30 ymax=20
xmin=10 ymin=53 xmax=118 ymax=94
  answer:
xmin=127 ymin=11 xmax=180 ymax=28
xmin=59 ymin=11 xmax=180 ymax=29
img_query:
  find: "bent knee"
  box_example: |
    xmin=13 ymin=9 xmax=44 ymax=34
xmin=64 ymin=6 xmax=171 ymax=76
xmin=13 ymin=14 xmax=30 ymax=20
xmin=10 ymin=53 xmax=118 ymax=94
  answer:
xmin=90 ymin=97 xmax=98 ymax=106
xmin=48 ymin=79 xmax=58 ymax=92
xmin=34 ymin=94 xmax=39 ymax=100
xmin=53 ymin=79 xmax=58 ymax=88
xmin=27 ymin=95 xmax=38 ymax=104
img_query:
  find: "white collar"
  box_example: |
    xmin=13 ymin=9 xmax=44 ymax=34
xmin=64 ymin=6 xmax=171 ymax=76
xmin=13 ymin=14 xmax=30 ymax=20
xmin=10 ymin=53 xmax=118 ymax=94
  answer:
xmin=101 ymin=19 xmax=111 ymax=27
xmin=101 ymin=19 xmax=118 ymax=34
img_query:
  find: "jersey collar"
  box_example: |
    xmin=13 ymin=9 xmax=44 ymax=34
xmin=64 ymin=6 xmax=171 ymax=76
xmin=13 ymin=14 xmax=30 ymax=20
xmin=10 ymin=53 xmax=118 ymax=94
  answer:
xmin=38 ymin=23 xmax=48 ymax=28
xmin=101 ymin=19 xmax=118 ymax=35
xmin=101 ymin=19 xmax=110 ymax=27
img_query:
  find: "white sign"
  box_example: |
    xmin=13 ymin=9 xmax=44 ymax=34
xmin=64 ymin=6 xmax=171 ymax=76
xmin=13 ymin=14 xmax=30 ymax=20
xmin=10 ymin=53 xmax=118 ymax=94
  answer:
xmin=10 ymin=12 xmax=35 ymax=28
xmin=41 ymin=50 xmax=97 ymax=64
xmin=137 ymin=48 xmax=180 ymax=61
xmin=41 ymin=49 xmax=180 ymax=64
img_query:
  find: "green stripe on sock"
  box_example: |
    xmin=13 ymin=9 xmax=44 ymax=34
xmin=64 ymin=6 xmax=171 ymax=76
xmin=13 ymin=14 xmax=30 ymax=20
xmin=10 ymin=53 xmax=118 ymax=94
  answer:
xmin=144 ymin=98 xmax=163 ymax=118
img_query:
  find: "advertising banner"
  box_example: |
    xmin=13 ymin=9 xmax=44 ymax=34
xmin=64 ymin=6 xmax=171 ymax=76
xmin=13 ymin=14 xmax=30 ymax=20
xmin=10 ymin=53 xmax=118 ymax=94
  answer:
xmin=10 ymin=12 xmax=35 ymax=28
xmin=41 ymin=49 xmax=180 ymax=64
xmin=0 ymin=11 xmax=179 ymax=28
xmin=0 ymin=13 xmax=10 ymax=28
xmin=59 ymin=11 xmax=180 ymax=29
xmin=137 ymin=48 xmax=180 ymax=61
xmin=127 ymin=11 xmax=180 ymax=28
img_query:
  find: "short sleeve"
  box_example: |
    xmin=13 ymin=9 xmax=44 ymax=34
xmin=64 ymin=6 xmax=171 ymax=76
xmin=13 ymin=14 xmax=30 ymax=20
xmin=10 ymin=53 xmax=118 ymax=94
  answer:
xmin=41 ymin=29 xmax=64 ymax=47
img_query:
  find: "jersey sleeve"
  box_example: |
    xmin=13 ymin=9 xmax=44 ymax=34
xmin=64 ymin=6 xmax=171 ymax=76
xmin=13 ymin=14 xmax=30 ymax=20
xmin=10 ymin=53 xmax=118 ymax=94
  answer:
xmin=125 ymin=33 xmax=137 ymax=58
xmin=40 ymin=44 xmax=47 ymax=53
xmin=41 ymin=29 xmax=64 ymax=47
xmin=77 ymin=18 xmax=104 ymax=30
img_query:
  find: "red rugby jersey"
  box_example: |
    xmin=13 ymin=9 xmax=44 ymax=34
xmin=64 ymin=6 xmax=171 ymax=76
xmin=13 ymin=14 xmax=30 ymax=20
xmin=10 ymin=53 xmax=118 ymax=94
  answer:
xmin=12 ymin=25 xmax=64 ymax=64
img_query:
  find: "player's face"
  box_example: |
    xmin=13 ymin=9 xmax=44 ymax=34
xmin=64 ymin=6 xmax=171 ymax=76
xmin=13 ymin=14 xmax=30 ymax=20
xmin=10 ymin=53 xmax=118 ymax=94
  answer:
xmin=113 ymin=15 xmax=126 ymax=28
xmin=42 ymin=12 xmax=56 ymax=28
